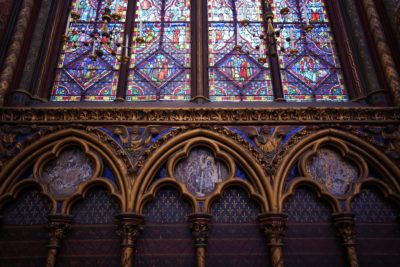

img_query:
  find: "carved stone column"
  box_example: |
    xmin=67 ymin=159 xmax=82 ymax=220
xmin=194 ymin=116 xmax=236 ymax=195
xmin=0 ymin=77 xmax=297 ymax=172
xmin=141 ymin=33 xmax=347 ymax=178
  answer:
xmin=0 ymin=0 xmax=35 ymax=106
xmin=332 ymin=213 xmax=359 ymax=267
xmin=116 ymin=213 xmax=144 ymax=267
xmin=362 ymin=0 xmax=400 ymax=106
xmin=258 ymin=213 xmax=288 ymax=267
xmin=46 ymin=214 xmax=72 ymax=267
xmin=189 ymin=213 xmax=212 ymax=267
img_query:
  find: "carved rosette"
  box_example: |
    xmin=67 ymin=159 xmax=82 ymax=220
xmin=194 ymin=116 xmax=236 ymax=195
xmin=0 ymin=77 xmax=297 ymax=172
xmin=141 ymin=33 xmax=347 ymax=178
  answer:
xmin=258 ymin=213 xmax=288 ymax=267
xmin=116 ymin=213 xmax=144 ymax=267
xmin=46 ymin=215 xmax=72 ymax=267
xmin=332 ymin=213 xmax=359 ymax=267
xmin=189 ymin=213 xmax=212 ymax=267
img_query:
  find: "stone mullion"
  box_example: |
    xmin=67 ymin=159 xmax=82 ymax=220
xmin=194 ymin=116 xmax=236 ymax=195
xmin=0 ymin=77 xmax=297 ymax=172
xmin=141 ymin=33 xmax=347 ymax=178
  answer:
xmin=259 ymin=213 xmax=288 ymax=267
xmin=45 ymin=214 xmax=72 ymax=267
xmin=332 ymin=213 xmax=359 ymax=267
xmin=0 ymin=0 xmax=35 ymax=106
xmin=116 ymin=213 xmax=144 ymax=267
xmin=362 ymin=0 xmax=400 ymax=106
xmin=189 ymin=213 xmax=212 ymax=267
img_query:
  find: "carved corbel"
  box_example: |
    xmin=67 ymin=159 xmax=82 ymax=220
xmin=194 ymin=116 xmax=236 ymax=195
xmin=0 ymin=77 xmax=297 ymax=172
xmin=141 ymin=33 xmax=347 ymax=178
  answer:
xmin=116 ymin=213 xmax=144 ymax=267
xmin=189 ymin=213 xmax=212 ymax=267
xmin=332 ymin=213 xmax=359 ymax=267
xmin=258 ymin=213 xmax=288 ymax=267
xmin=46 ymin=215 xmax=72 ymax=267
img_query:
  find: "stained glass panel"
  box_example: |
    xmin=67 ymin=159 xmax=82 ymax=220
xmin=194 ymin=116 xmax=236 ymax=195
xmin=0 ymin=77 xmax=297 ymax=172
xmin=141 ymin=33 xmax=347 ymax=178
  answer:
xmin=52 ymin=0 xmax=128 ymax=101
xmin=208 ymin=0 xmax=273 ymax=101
xmin=272 ymin=0 xmax=349 ymax=101
xmin=127 ymin=0 xmax=191 ymax=101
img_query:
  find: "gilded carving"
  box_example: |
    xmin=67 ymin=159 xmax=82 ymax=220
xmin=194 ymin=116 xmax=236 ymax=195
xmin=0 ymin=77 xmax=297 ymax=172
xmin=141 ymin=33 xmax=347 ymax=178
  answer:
xmin=259 ymin=213 xmax=288 ymax=267
xmin=332 ymin=213 xmax=359 ymax=267
xmin=189 ymin=214 xmax=212 ymax=246
xmin=113 ymin=125 xmax=159 ymax=153
xmin=381 ymin=125 xmax=400 ymax=158
xmin=46 ymin=215 xmax=72 ymax=267
xmin=0 ymin=107 xmax=399 ymax=124
xmin=248 ymin=126 xmax=287 ymax=154
xmin=116 ymin=213 xmax=144 ymax=267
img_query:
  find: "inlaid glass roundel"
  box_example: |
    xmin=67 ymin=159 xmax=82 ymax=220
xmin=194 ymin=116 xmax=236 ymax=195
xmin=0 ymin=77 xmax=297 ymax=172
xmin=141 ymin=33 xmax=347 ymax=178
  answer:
xmin=127 ymin=0 xmax=192 ymax=101
xmin=52 ymin=0 xmax=128 ymax=101
xmin=174 ymin=148 xmax=228 ymax=197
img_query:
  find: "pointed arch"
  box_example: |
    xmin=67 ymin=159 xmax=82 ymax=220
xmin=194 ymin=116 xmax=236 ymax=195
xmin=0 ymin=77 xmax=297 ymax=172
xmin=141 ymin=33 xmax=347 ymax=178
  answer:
xmin=274 ymin=128 xmax=400 ymax=211
xmin=0 ymin=128 xmax=129 ymax=212
xmin=131 ymin=129 xmax=272 ymax=212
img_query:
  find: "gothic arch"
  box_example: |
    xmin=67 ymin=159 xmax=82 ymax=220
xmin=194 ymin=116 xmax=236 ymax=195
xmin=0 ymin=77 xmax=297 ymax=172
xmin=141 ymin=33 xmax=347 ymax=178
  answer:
xmin=346 ymin=179 xmax=400 ymax=211
xmin=0 ymin=179 xmax=56 ymax=213
xmin=274 ymin=128 xmax=400 ymax=212
xmin=140 ymin=178 xmax=197 ymax=214
xmin=0 ymin=128 xmax=129 ymax=212
xmin=131 ymin=129 xmax=272 ymax=212
xmin=61 ymin=179 xmax=123 ymax=214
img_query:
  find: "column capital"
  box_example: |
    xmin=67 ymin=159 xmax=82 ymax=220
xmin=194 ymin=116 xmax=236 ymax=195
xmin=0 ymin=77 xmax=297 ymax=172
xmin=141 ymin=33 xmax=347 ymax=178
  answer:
xmin=46 ymin=214 xmax=72 ymax=267
xmin=47 ymin=214 xmax=72 ymax=249
xmin=332 ymin=212 xmax=359 ymax=267
xmin=258 ymin=213 xmax=288 ymax=247
xmin=332 ymin=212 xmax=356 ymax=246
xmin=116 ymin=213 xmax=144 ymax=248
xmin=189 ymin=213 xmax=212 ymax=247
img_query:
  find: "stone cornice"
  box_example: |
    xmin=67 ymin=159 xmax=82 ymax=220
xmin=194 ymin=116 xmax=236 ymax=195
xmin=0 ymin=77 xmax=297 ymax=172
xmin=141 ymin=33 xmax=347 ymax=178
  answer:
xmin=0 ymin=107 xmax=399 ymax=125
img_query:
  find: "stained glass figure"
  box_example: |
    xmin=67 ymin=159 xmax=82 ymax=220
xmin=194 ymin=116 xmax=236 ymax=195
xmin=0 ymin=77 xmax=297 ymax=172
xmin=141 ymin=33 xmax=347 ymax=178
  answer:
xmin=127 ymin=0 xmax=191 ymax=101
xmin=208 ymin=0 xmax=273 ymax=101
xmin=272 ymin=0 xmax=349 ymax=101
xmin=52 ymin=0 xmax=128 ymax=101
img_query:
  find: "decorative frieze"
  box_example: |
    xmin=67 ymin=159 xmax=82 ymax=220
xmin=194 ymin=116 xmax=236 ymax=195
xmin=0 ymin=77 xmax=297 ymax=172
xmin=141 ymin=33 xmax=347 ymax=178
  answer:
xmin=0 ymin=107 xmax=399 ymax=124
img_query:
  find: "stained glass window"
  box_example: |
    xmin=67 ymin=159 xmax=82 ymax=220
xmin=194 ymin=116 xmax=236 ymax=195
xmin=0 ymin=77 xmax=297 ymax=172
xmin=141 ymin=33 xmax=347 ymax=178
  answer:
xmin=51 ymin=0 xmax=349 ymax=103
xmin=208 ymin=0 xmax=274 ymax=101
xmin=127 ymin=0 xmax=191 ymax=101
xmin=52 ymin=0 xmax=128 ymax=101
xmin=272 ymin=0 xmax=349 ymax=101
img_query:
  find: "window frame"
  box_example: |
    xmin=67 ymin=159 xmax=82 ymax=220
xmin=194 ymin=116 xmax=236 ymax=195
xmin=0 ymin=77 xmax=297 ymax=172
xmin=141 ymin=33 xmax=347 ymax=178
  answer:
xmin=29 ymin=0 xmax=366 ymax=106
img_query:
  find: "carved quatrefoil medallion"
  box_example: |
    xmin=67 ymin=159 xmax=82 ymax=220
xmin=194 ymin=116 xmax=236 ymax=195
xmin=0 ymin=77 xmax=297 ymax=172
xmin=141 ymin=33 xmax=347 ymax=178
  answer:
xmin=305 ymin=148 xmax=360 ymax=197
xmin=40 ymin=148 xmax=96 ymax=199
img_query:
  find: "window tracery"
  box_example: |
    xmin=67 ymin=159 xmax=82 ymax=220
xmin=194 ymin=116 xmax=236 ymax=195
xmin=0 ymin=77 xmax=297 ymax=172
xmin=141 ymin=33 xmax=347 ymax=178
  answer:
xmin=50 ymin=0 xmax=349 ymax=102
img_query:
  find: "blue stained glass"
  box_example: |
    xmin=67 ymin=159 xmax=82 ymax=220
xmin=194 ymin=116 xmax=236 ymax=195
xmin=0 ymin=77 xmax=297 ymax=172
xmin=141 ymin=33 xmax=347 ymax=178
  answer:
xmin=272 ymin=0 xmax=348 ymax=101
xmin=52 ymin=0 xmax=128 ymax=101
xmin=127 ymin=0 xmax=191 ymax=101
xmin=208 ymin=0 xmax=273 ymax=101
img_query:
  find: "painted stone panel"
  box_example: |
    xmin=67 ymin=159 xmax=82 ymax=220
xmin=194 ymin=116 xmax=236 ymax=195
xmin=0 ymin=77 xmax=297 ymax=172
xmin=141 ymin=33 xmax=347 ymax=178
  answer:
xmin=306 ymin=148 xmax=359 ymax=196
xmin=174 ymin=148 xmax=228 ymax=197
xmin=41 ymin=148 xmax=94 ymax=198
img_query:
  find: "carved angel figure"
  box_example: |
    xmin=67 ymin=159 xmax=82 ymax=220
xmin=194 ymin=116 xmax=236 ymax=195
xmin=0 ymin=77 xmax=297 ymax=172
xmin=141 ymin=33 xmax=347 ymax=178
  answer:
xmin=248 ymin=126 xmax=287 ymax=153
xmin=113 ymin=125 xmax=159 ymax=152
